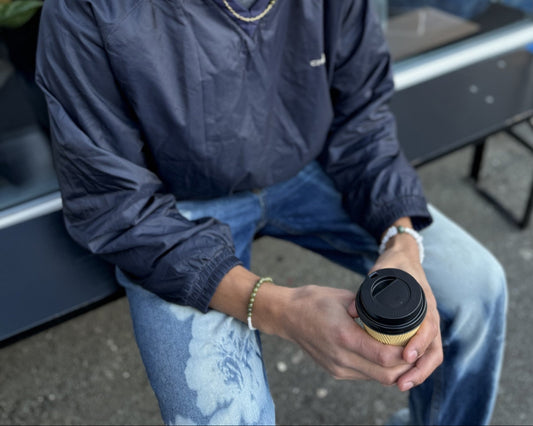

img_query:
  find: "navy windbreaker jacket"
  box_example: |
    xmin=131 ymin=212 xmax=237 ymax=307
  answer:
xmin=35 ymin=0 xmax=432 ymax=312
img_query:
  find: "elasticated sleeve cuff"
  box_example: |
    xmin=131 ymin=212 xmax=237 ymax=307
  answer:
xmin=364 ymin=196 xmax=433 ymax=242
xmin=186 ymin=250 xmax=243 ymax=313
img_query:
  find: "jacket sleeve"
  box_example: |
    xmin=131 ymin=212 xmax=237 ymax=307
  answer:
xmin=35 ymin=0 xmax=242 ymax=312
xmin=320 ymin=0 xmax=432 ymax=241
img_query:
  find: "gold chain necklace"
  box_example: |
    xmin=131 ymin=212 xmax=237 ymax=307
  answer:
xmin=222 ymin=0 xmax=277 ymax=23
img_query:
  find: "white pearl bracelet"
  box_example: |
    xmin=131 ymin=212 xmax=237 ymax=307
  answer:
xmin=378 ymin=225 xmax=425 ymax=264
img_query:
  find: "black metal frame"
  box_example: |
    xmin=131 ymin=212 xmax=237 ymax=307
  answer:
xmin=470 ymin=118 xmax=533 ymax=229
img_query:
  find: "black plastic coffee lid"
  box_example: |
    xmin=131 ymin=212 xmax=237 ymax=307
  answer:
xmin=355 ymin=268 xmax=427 ymax=335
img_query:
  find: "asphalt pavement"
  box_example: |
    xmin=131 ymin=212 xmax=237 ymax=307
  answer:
xmin=1 ymin=131 xmax=532 ymax=425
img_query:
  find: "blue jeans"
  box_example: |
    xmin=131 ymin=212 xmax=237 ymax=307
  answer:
xmin=117 ymin=162 xmax=507 ymax=425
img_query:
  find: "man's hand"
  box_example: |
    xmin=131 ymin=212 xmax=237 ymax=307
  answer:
xmin=270 ymin=284 xmax=415 ymax=385
xmin=211 ymin=267 xmax=417 ymax=387
xmin=210 ymin=217 xmax=442 ymax=391
xmin=267 ymin=220 xmax=442 ymax=391
xmin=370 ymin=219 xmax=443 ymax=391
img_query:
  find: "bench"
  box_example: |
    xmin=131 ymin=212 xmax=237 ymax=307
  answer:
xmin=391 ymin=48 xmax=533 ymax=228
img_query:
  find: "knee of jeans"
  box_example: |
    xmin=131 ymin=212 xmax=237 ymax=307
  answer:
xmin=474 ymin=251 xmax=507 ymax=318
xmin=440 ymin=249 xmax=507 ymax=347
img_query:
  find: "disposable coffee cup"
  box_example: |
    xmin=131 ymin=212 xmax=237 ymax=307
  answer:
xmin=355 ymin=268 xmax=427 ymax=346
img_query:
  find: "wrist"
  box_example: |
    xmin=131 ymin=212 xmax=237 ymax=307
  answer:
xmin=384 ymin=233 xmax=420 ymax=261
xmin=210 ymin=266 xmax=294 ymax=336
xmin=251 ymin=282 xmax=294 ymax=336
xmin=379 ymin=225 xmax=424 ymax=264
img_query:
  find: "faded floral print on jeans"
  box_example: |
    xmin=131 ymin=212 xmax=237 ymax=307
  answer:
xmin=169 ymin=305 xmax=268 ymax=425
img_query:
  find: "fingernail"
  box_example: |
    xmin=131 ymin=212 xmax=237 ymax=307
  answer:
xmin=402 ymin=381 xmax=414 ymax=392
xmin=407 ymin=350 xmax=418 ymax=363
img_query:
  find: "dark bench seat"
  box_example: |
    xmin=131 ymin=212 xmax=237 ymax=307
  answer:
xmin=391 ymin=48 xmax=533 ymax=228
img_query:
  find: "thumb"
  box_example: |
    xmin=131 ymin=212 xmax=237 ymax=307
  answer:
xmin=347 ymin=299 xmax=359 ymax=318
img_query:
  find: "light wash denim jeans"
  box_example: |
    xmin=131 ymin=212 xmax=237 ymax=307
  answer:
xmin=117 ymin=162 xmax=507 ymax=425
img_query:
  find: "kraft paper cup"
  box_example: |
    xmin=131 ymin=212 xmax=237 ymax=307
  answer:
xmin=355 ymin=268 xmax=427 ymax=346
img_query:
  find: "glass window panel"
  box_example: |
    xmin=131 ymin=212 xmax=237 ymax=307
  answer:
xmin=0 ymin=11 xmax=58 ymax=213
xmin=371 ymin=0 xmax=533 ymax=62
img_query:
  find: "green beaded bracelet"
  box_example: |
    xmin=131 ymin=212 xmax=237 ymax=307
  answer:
xmin=247 ymin=277 xmax=273 ymax=330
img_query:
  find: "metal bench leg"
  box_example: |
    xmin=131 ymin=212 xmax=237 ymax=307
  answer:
xmin=507 ymin=126 xmax=533 ymax=228
xmin=469 ymin=130 xmax=532 ymax=229
xmin=521 ymin=176 xmax=533 ymax=229
xmin=470 ymin=140 xmax=486 ymax=182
